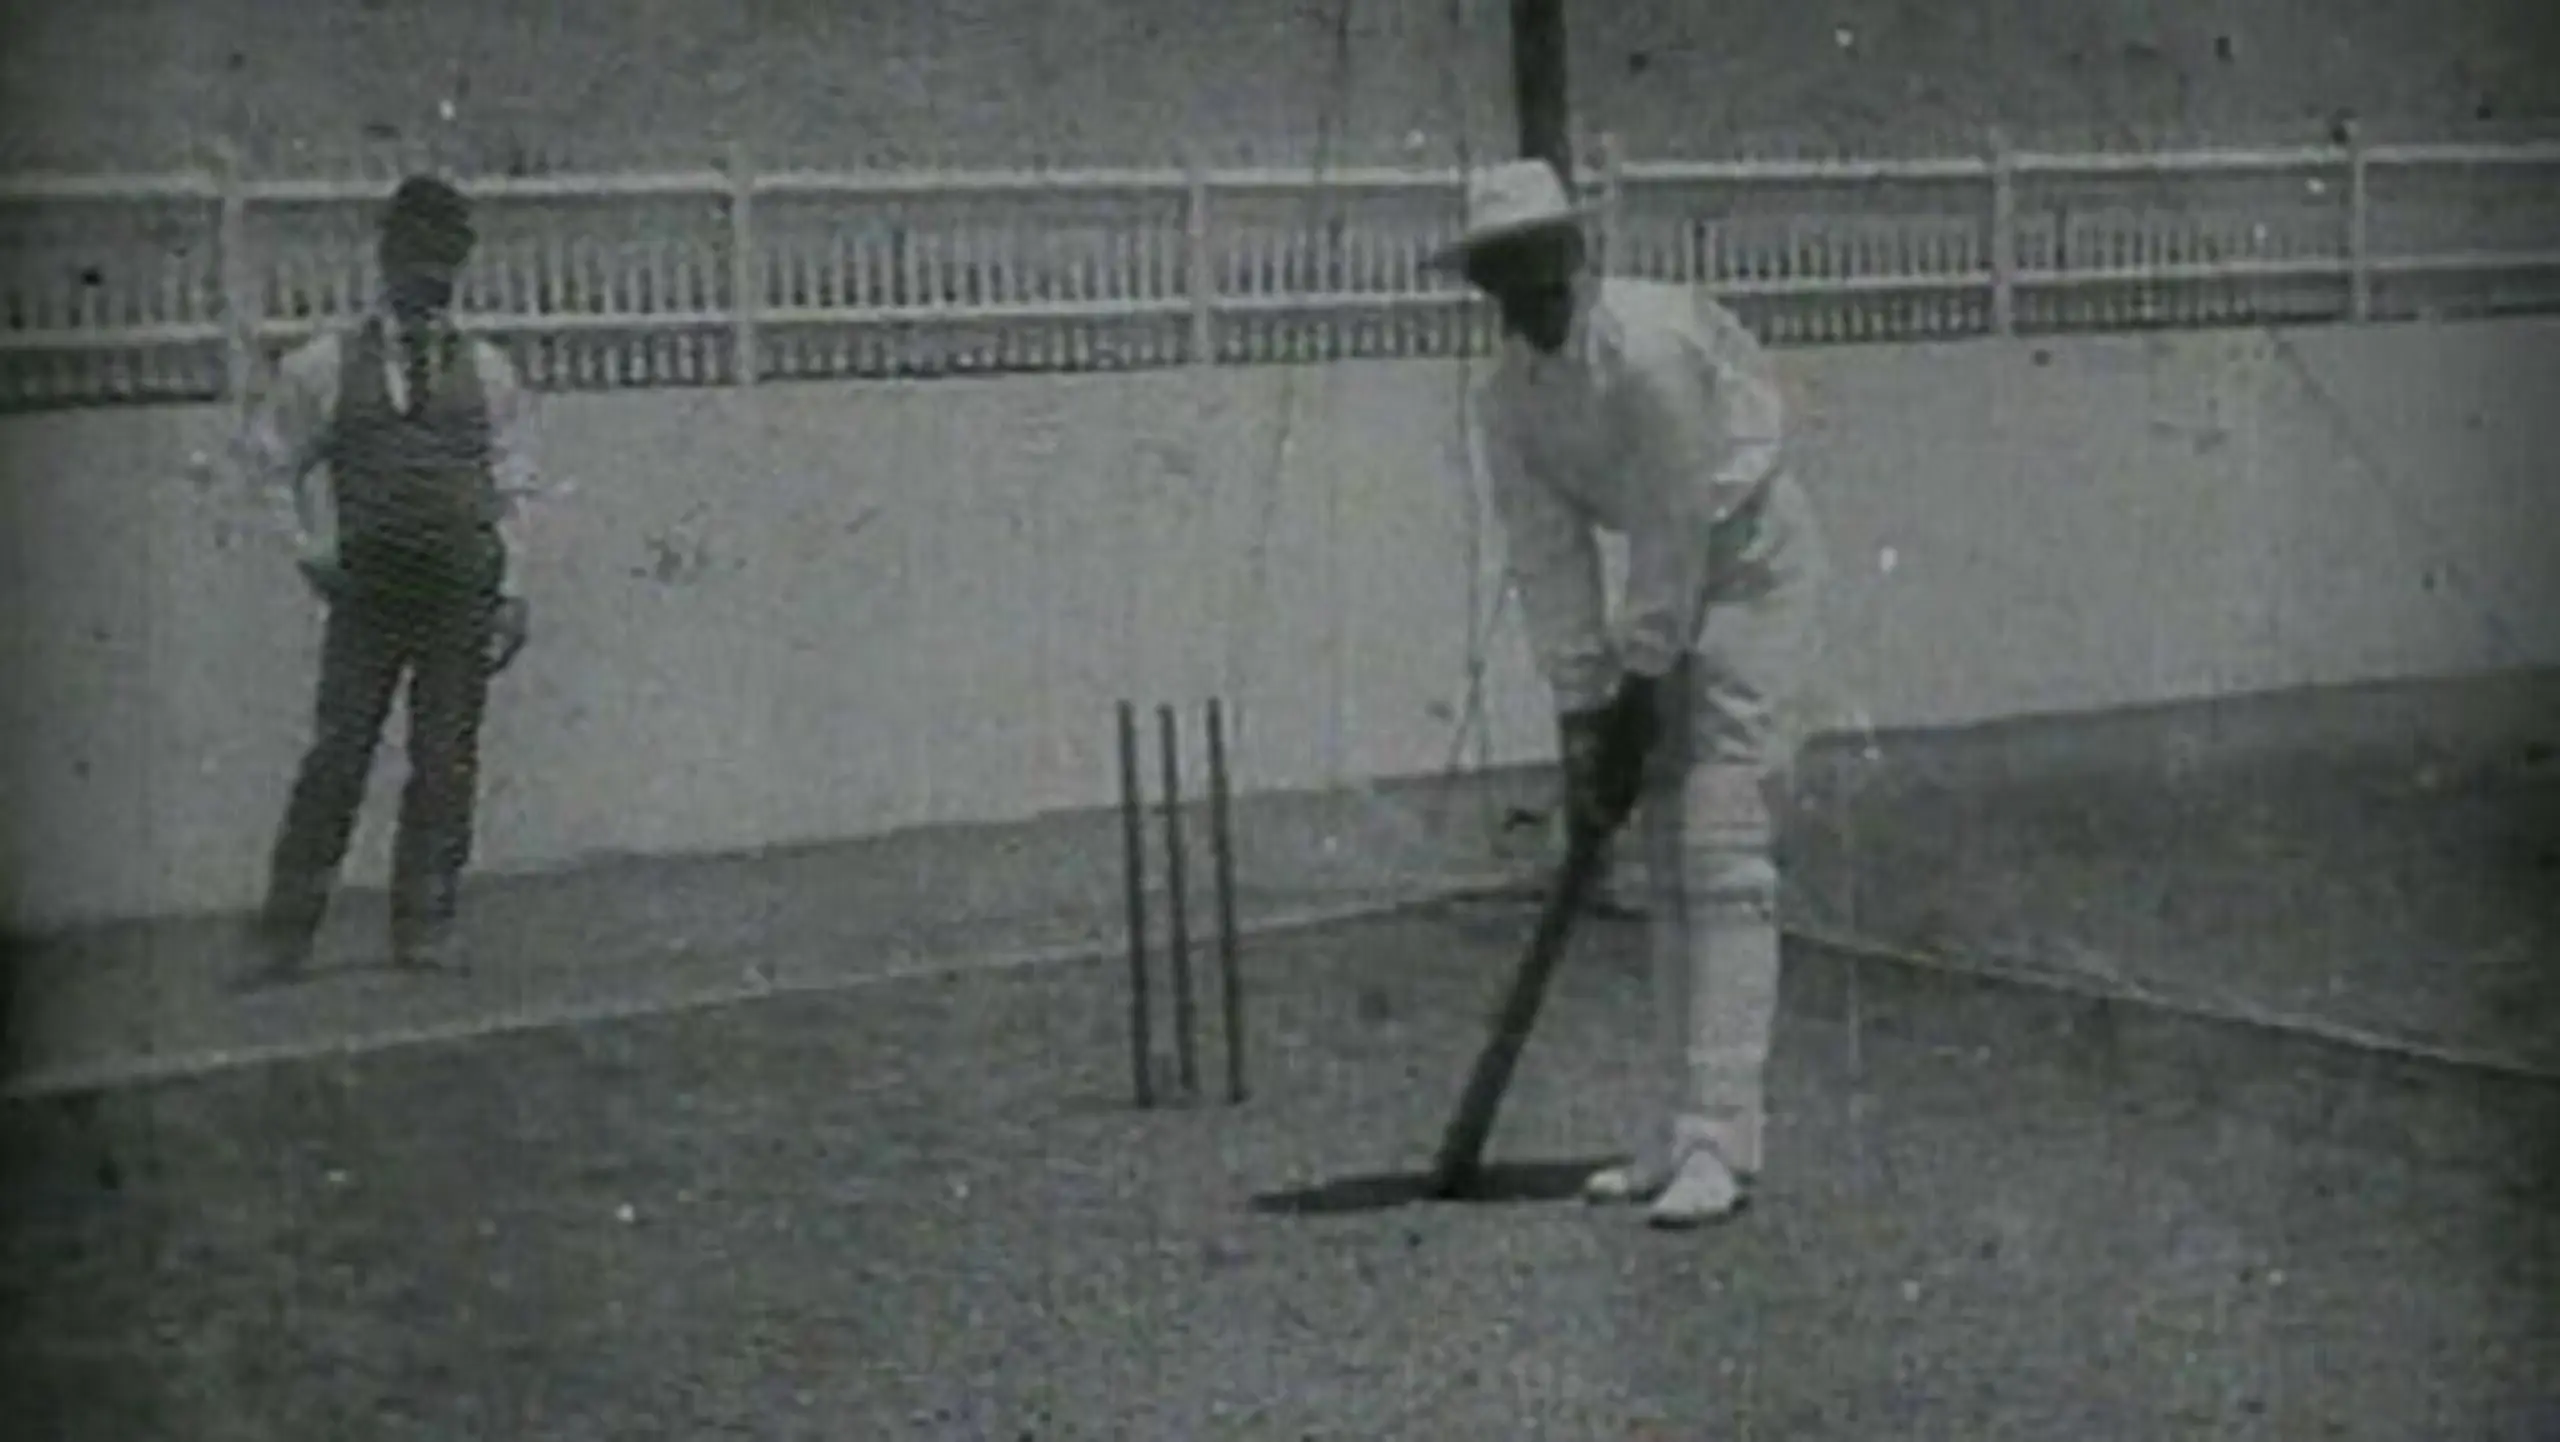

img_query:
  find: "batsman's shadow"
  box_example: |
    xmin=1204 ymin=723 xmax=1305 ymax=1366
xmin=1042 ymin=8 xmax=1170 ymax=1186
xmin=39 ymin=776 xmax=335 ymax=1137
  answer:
xmin=1250 ymin=1158 xmax=1617 ymax=1216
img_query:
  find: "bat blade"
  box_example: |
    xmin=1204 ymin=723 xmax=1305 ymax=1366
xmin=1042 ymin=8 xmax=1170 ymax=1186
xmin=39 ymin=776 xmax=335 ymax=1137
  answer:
xmin=1428 ymin=823 xmax=1610 ymax=1198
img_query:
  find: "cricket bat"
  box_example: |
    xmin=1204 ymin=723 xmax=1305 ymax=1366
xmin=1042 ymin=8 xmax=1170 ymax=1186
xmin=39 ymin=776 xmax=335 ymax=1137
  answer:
xmin=1428 ymin=820 xmax=1612 ymax=1198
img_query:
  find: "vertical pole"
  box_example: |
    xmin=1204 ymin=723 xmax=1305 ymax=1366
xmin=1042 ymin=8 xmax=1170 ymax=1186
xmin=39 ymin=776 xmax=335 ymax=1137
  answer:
xmin=1207 ymin=698 xmax=1245 ymax=1104
xmin=212 ymin=137 xmax=255 ymax=410
xmin=1511 ymin=0 xmax=1572 ymax=182
xmin=1987 ymin=127 xmax=2017 ymax=337
xmin=727 ymin=141 xmax=759 ymax=386
xmin=1118 ymin=702 xmax=1154 ymax=1108
xmin=2343 ymin=120 xmax=2371 ymax=323
xmin=1598 ymin=131 xmax=1625 ymax=275
xmin=1158 ymin=703 xmax=1200 ymax=1099
xmin=1187 ymin=154 xmax=1217 ymax=366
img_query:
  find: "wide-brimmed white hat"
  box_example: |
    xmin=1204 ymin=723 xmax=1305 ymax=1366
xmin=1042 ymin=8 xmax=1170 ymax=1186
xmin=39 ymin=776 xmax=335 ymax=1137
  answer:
xmin=1425 ymin=158 xmax=1595 ymax=271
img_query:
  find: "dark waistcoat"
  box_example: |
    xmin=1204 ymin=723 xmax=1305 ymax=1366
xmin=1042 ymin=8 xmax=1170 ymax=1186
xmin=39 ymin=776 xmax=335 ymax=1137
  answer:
xmin=326 ymin=318 xmax=500 ymax=588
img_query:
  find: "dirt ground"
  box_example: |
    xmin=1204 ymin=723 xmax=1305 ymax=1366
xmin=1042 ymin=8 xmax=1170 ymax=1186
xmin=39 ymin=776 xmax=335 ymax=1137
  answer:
xmin=5 ymin=901 xmax=2556 ymax=1439
xmin=8 ymin=672 xmax=2554 ymax=1095
xmin=4 ymin=670 xmax=2557 ymax=1441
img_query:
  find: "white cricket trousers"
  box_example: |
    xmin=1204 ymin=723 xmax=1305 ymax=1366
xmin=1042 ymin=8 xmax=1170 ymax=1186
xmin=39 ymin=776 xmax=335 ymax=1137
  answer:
xmin=1626 ymin=469 xmax=1826 ymax=1173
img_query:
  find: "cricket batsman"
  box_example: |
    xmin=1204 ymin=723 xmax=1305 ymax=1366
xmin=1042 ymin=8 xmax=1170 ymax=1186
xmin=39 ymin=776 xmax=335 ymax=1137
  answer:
xmin=237 ymin=174 xmax=541 ymax=982
xmin=1434 ymin=160 xmax=1828 ymax=1227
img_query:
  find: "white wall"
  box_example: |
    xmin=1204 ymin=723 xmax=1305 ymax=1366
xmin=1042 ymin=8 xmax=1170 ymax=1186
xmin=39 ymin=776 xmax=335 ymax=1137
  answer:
xmin=7 ymin=319 xmax=2556 ymax=932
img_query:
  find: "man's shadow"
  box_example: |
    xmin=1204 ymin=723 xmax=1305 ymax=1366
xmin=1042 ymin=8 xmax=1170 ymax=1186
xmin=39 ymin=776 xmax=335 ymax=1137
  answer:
xmin=1250 ymin=1158 xmax=1616 ymax=1216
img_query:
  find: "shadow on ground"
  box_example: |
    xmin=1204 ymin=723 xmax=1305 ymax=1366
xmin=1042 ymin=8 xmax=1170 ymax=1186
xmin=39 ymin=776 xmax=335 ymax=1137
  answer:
xmin=5 ymin=889 xmax=2556 ymax=1438
xmin=1 ymin=671 xmax=2555 ymax=1436
xmin=1250 ymin=1159 xmax=1616 ymax=1215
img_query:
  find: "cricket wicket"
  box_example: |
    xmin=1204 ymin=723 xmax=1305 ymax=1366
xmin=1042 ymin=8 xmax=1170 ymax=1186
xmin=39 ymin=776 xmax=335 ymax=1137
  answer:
xmin=1117 ymin=698 xmax=1245 ymax=1108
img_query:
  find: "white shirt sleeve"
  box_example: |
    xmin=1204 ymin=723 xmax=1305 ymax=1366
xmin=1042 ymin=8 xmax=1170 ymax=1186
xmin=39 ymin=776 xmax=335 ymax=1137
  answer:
xmin=471 ymin=340 xmax=543 ymax=597
xmin=238 ymin=333 xmax=344 ymax=566
xmin=1698 ymin=298 xmax=1786 ymax=499
xmin=1476 ymin=379 xmax=1617 ymax=714
xmin=1611 ymin=297 xmax=1787 ymax=679
xmin=1611 ymin=337 xmax=1724 ymax=679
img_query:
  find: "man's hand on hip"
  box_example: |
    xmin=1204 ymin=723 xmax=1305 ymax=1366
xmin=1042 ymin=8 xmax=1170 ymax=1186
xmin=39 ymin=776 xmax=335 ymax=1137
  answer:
xmin=487 ymin=594 xmax=531 ymax=674
xmin=296 ymin=556 xmax=349 ymax=603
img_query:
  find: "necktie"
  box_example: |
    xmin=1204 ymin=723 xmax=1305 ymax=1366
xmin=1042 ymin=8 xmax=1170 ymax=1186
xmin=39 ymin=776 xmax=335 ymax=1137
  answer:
xmin=402 ymin=326 xmax=433 ymax=416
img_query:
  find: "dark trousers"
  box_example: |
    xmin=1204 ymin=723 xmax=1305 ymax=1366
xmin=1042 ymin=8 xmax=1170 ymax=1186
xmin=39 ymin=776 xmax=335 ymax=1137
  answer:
xmin=263 ymin=563 xmax=496 ymax=950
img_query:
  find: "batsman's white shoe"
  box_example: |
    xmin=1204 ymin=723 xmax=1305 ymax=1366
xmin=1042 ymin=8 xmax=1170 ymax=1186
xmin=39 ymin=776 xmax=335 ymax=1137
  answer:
xmin=1581 ymin=1154 xmax=1671 ymax=1206
xmin=1583 ymin=1118 xmax=1683 ymax=1204
xmin=1647 ymin=1122 xmax=1753 ymax=1230
xmin=1585 ymin=1109 xmax=1763 ymax=1207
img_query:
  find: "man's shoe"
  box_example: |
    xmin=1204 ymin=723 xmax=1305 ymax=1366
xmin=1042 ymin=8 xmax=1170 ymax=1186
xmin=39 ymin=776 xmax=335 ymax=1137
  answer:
xmin=1647 ymin=1147 xmax=1746 ymax=1229
xmin=1647 ymin=1120 xmax=1754 ymax=1230
xmin=391 ymin=871 xmax=470 ymax=974
xmin=1582 ymin=1156 xmax=1671 ymax=1205
xmin=1583 ymin=1126 xmax=1676 ymax=1205
xmin=236 ymin=911 xmax=319 ymax=991
xmin=1588 ymin=1118 xmax=1758 ymax=1224
xmin=390 ymin=921 xmax=469 ymax=975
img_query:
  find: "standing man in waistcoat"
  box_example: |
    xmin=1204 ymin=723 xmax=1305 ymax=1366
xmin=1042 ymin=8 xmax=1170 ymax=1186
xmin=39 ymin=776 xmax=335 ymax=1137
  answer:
xmin=238 ymin=174 xmax=540 ymax=982
xmin=1435 ymin=161 xmax=1829 ymax=1228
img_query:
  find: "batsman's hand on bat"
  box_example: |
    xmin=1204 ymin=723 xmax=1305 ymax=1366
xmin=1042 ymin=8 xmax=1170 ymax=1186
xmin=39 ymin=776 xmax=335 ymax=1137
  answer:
xmin=1558 ymin=672 xmax=1664 ymax=840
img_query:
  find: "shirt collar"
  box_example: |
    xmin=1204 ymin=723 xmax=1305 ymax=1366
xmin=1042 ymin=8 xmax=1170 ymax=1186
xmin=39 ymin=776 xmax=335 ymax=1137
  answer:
xmin=368 ymin=304 xmax=458 ymax=347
